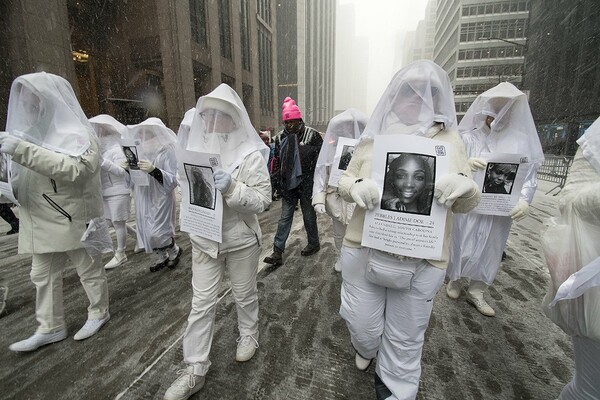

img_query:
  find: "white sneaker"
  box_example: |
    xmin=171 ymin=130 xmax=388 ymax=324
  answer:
xmin=164 ymin=366 xmax=205 ymax=400
xmin=355 ymin=352 xmax=372 ymax=371
xmin=74 ymin=313 xmax=111 ymax=340
xmin=446 ymin=280 xmax=461 ymax=299
xmin=104 ymin=251 xmax=127 ymax=270
xmin=334 ymin=259 xmax=342 ymax=272
xmin=9 ymin=329 xmax=67 ymax=352
xmin=466 ymin=292 xmax=496 ymax=317
xmin=236 ymin=335 xmax=259 ymax=362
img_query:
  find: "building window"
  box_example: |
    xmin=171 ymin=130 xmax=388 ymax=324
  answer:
xmin=189 ymin=0 xmax=207 ymax=47
xmin=456 ymin=64 xmax=523 ymax=79
xmin=258 ymin=25 xmax=274 ymax=116
xmin=462 ymin=1 xmax=528 ymax=16
xmin=458 ymin=45 xmax=523 ymax=60
xmin=240 ymin=0 xmax=251 ymax=71
xmin=257 ymin=0 xmax=271 ymax=25
xmin=221 ymin=73 xmax=235 ymax=88
xmin=459 ymin=18 xmax=528 ymax=42
xmin=219 ymin=0 xmax=232 ymax=60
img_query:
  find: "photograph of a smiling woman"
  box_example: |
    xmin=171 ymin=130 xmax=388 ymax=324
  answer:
xmin=381 ymin=152 xmax=436 ymax=215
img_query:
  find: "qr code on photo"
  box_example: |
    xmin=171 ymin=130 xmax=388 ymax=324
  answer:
xmin=209 ymin=157 xmax=219 ymax=167
xmin=435 ymin=145 xmax=446 ymax=156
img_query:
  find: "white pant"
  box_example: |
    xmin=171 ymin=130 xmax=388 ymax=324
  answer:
xmin=339 ymin=246 xmax=445 ymax=400
xmin=559 ymin=336 xmax=600 ymax=400
xmin=183 ymin=241 xmax=260 ymax=376
xmin=31 ymin=249 xmax=109 ymax=334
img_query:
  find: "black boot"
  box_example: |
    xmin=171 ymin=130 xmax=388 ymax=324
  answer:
xmin=263 ymin=247 xmax=283 ymax=266
xmin=149 ymin=259 xmax=168 ymax=272
xmin=374 ymin=373 xmax=392 ymax=400
xmin=167 ymin=247 xmax=183 ymax=269
xmin=301 ymin=244 xmax=320 ymax=257
xmin=0 ymin=204 xmax=19 ymax=235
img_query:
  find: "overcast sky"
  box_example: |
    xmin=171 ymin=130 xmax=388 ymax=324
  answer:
xmin=336 ymin=0 xmax=429 ymax=114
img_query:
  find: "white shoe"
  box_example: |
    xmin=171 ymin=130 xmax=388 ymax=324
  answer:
xmin=446 ymin=280 xmax=461 ymax=299
xmin=466 ymin=292 xmax=496 ymax=317
xmin=9 ymin=329 xmax=67 ymax=352
xmin=236 ymin=335 xmax=259 ymax=362
xmin=355 ymin=352 xmax=372 ymax=371
xmin=74 ymin=313 xmax=111 ymax=340
xmin=104 ymin=251 xmax=127 ymax=270
xmin=334 ymin=259 xmax=342 ymax=272
xmin=164 ymin=366 xmax=205 ymax=400
xmin=134 ymin=244 xmax=144 ymax=254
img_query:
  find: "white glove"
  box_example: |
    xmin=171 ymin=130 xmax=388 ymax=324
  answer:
xmin=138 ymin=160 xmax=155 ymax=173
xmin=0 ymin=132 xmax=23 ymax=155
xmin=434 ymin=174 xmax=476 ymax=208
xmin=120 ymin=159 xmax=130 ymax=170
xmin=214 ymin=169 xmax=232 ymax=193
xmin=350 ymin=178 xmax=380 ymax=210
xmin=314 ymin=204 xmax=326 ymax=214
xmin=509 ymin=199 xmax=529 ymax=221
xmin=467 ymin=157 xmax=487 ymax=171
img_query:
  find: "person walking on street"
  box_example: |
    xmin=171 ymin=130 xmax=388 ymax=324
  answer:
xmin=263 ymin=97 xmax=323 ymax=266
xmin=0 ymin=72 xmax=110 ymax=352
xmin=164 ymin=84 xmax=270 ymax=400
xmin=312 ymin=109 xmax=367 ymax=272
xmin=446 ymin=82 xmax=544 ymax=317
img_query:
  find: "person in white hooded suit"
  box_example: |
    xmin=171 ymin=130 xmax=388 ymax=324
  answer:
xmin=164 ymin=84 xmax=270 ymax=400
xmin=121 ymin=118 xmax=182 ymax=272
xmin=446 ymin=82 xmax=544 ymax=317
xmin=0 ymin=72 xmax=110 ymax=351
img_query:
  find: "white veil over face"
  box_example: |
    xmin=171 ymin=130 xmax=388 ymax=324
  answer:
xmin=361 ymin=60 xmax=457 ymax=141
xmin=459 ymin=82 xmax=544 ymax=165
xmin=577 ymin=116 xmax=600 ymax=175
xmin=125 ymin=118 xmax=177 ymax=164
xmin=6 ymin=72 xmax=94 ymax=157
xmin=89 ymin=114 xmax=126 ymax=154
xmin=316 ymin=108 xmax=368 ymax=169
xmin=182 ymin=83 xmax=269 ymax=173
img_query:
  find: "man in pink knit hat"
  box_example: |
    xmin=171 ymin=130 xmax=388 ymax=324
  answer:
xmin=264 ymin=97 xmax=323 ymax=266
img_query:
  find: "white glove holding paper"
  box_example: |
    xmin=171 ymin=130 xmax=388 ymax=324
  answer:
xmin=214 ymin=169 xmax=233 ymax=193
xmin=434 ymin=174 xmax=475 ymax=208
xmin=509 ymin=199 xmax=529 ymax=221
xmin=467 ymin=157 xmax=487 ymax=171
xmin=350 ymin=178 xmax=380 ymax=210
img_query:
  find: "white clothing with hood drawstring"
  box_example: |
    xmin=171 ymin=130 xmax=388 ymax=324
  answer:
xmin=124 ymin=118 xmax=178 ymax=252
xmin=1 ymin=71 xmax=108 ymax=336
xmin=336 ymin=60 xmax=480 ymax=400
xmin=447 ymin=82 xmax=544 ymax=285
xmin=312 ymin=109 xmax=367 ymax=253
xmin=174 ymin=83 xmax=271 ymax=378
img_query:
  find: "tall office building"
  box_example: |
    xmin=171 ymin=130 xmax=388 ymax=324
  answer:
xmin=434 ymin=0 xmax=529 ymax=120
xmin=0 ymin=0 xmax=279 ymax=131
xmin=403 ymin=0 xmax=438 ymax=66
xmin=276 ymin=0 xmax=336 ymax=132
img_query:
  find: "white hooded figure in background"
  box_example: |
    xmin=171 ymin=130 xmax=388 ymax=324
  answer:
xmin=446 ymin=82 xmax=544 ymax=317
xmin=0 ymin=72 xmax=110 ymax=352
xmin=336 ymin=61 xmax=480 ymax=400
xmin=312 ymin=108 xmax=368 ymax=272
xmin=90 ymin=115 xmax=138 ymax=269
xmin=177 ymin=107 xmax=196 ymax=147
xmin=164 ymin=83 xmax=271 ymax=400
xmin=541 ymin=117 xmax=600 ymax=400
xmin=122 ymin=118 xmax=182 ymax=272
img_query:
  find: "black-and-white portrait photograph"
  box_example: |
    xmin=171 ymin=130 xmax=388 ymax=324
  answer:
xmin=0 ymin=154 xmax=8 ymax=183
xmin=380 ymin=152 xmax=435 ymax=215
xmin=338 ymin=145 xmax=355 ymax=171
xmin=122 ymin=146 xmax=140 ymax=169
xmin=185 ymin=163 xmax=216 ymax=210
xmin=483 ymin=162 xmax=518 ymax=195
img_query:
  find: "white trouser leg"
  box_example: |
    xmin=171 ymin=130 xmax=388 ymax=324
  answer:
xmin=339 ymin=247 xmax=385 ymax=359
xmin=559 ymin=336 xmax=600 ymax=400
xmin=226 ymin=245 xmax=260 ymax=337
xmin=112 ymin=220 xmax=127 ymax=251
xmin=69 ymin=248 xmax=110 ymax=320
xmin=331 ymin=218 xmax=347 ymax=252
xmin=376 ymin=261 xmax=445 ymax=400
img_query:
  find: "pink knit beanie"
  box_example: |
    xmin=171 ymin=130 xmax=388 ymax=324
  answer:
xmin=281 ymin=97 xmax=303 ymax=121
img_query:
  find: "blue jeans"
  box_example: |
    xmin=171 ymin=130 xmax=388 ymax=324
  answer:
xmin=273 ymin=185 xmax=319 ymax=252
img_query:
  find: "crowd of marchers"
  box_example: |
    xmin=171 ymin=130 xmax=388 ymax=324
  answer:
xmin=0 ymin=59 xmax=598 ymax=400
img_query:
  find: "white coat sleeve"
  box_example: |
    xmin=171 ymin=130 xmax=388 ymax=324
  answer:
xmin=11 ymin=139 xmax=99 ymax=184
xmin=223 ymin=151 xmax=272 ymax=214
xmin=153 ymin=147 xmax=179 ymax=193
xmin=312 ymin=164 xmax=327 ymax=204
xmin=101 ymin=158 xmax=127 ymax=178
xmin=520 ymin=163 xmax=539 ymax=204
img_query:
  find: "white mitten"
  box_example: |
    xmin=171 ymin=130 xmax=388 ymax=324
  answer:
xmin=0 ymin=132 xmax=23 ymax=155
xmin=509 ymin=199 xmax=529 ymax=221
xmin=120 ymin=159 xmax=130 ymax=170
xmin=314 ymin=204 xmax=326 ymax=214
xmin=467 ymin=157 xmax=487 ymax=171
xmin=214 ymin=169 xmax=233 ymax=193
xmin=434 ymin=174 xmax=476 ymax=208
xmin=138 ymin=160 xmax=155 ymax=173
xmin=350 ymin=178 xmax=380 ymax=210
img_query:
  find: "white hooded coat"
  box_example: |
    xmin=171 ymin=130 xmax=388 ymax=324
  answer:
xmin=447 ymin=82 xmax=544 ymax=284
